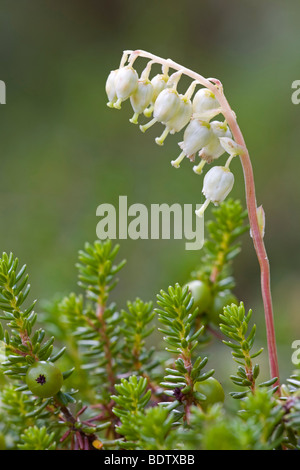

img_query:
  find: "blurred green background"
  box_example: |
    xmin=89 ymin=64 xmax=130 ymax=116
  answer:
xmin=0 ymin=0 xmax=299 ymax=386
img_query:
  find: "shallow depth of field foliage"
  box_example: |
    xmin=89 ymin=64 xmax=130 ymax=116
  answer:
xmin=0 ymin=200 xmax=299 ymax=450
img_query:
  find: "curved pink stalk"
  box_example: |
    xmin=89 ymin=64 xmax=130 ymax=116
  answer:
xmin=126 ymin=50 xmax=280 ymax=386
xmin=217 ymin=98 xmax=280 ymax=387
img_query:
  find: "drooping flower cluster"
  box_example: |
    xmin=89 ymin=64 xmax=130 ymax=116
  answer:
xmin=105 ymin=51 xmax=246 ymax=217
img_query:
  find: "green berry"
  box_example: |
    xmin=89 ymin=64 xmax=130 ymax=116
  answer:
xmin=208 ymin=290 xmax=238 ymax=325
xmin=194 ymin=377 xmax=225 ymax=410
xmin=184 ymin=280 xmax=212 ymax=315
xmin=26 ymin=361 xmax=63 ymax=398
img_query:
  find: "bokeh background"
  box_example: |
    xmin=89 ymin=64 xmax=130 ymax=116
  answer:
xmin=0 ymin=0 xmax=299 ymax=389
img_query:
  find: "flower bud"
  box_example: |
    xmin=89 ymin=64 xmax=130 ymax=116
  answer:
xmin=129 ymin=79 xmax=153 ymax=124
xmin=195 ymin=166 xmax=234 ymax=218
xmin=219 ymin=137 xmax=245 ymax=156
xmin=250 ymin=205 xmax=265 ymax=239
xmin=105 ymin=70 xmax=118 ymax=108
xmin=193 ymin=88 xmax=220 ymax=121
xmin=114 ymin=66 xmax=138 ymax=109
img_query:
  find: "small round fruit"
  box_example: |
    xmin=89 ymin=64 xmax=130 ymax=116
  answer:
xmin=209 ymin=290 xmax=238 ymax=325
xmin=184 ymin=280 xmax=212 ymax=314
xmin=26 ymin=361 xmax=63 ymax=398
xmin=194 ymin=377 xmax=225 ymax=410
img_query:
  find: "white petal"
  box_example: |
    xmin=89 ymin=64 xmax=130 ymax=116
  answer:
xmin=219 ymin=137 xmax=246 ymax=156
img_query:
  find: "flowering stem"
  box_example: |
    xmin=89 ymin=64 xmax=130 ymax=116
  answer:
xmin=126 ymin=49 xmax=280 ymax=387
xmin=215 ymin=97 xmax=280 ymax=389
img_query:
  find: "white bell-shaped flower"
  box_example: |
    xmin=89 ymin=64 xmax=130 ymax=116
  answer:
xmin=171 ymin=119 xmax=212 ymax=168
xmin=154 ymin=90 xmax=195 ymax=146
xmin=195 ymin=166 xmax=234 ymax=217
xmin=139 ymin=71 xmax=182 ymax=136
xmin=193 ymin=121 xmax=232 ymax=174
xmin=154 ymin=88 xmax=181 ymax=124
xmin=139 ymin=88 xmax=182 ymax=141
xmin=129 ymin=79 xmax=153 ymax=124
xmin=114 ymin=66 xmax=139 ymax=109
xmin=203 ymin=166 xmax=234 ymax=203
xmin=105 ymin=70 xmax=118 ymax=108
xmin=152 ymin=73 xmax=169 ymax=101
xmin=202 ymin=121 xmax=232 ymax=161
xmin=192 ymin=88 xmax=221 ymax=121
xmin=167 ymin=97 xmax=192 ymax=134
xmin=143 ymin=72 xmax=169 ymax=117
xmin=140 ymin=72 xmax=197 ymax=146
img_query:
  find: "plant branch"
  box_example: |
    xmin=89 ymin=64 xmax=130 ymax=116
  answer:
xmin=96 ymin=302 xmax=116 ymax=392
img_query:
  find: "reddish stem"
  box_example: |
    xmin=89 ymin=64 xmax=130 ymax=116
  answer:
xmin=216 ymin=95 xmax=280 ymax=387
xmin=128 ymin=49 xmax=280 ymax=387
